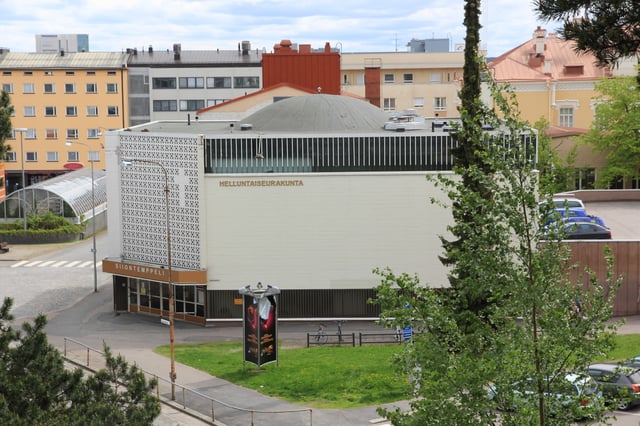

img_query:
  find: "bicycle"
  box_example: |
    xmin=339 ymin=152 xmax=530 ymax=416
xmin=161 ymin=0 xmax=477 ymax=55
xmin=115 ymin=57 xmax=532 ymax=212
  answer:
xmin=315 ymin=324 xmax=328 ymax=344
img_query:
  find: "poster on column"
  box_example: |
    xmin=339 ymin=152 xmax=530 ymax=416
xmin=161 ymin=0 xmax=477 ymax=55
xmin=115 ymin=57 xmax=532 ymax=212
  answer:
xmin=242 ymin=293 xmax=278 ymax=367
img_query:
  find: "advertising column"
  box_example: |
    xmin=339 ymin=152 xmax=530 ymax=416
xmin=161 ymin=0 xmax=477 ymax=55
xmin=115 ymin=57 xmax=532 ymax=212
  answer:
xmin=240 ymin=283 xmax=279 ymax=367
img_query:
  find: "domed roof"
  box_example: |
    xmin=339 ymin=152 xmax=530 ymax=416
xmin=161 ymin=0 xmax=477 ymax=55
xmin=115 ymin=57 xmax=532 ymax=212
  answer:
xmin=239 ymin=94 xmax=388 ymax=133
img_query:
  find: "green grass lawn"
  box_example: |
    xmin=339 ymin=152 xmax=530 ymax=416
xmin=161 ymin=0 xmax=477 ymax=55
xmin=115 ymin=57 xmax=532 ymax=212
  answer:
xmin=155 ymin=334 xmax=640 ymax=409
xmin=155 ymin=342 xmax=409 ymax=408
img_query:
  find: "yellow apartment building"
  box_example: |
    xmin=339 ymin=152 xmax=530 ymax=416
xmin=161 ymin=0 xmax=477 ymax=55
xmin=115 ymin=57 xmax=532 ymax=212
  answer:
xmin=487 ymin=27 xmax=612 ymax=130
xmin=340 ymin=51 xmax=464 ymax=119
xmin=0 ymin=50 xmax=128 ymax=192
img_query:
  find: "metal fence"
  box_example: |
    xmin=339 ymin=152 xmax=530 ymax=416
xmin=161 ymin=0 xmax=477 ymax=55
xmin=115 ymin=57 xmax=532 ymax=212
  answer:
xmin=62 ymin=337 xmax=313 ymax=426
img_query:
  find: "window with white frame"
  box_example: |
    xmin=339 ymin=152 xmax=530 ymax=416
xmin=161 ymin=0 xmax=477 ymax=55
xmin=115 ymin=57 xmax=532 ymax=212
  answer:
xmin=44 ymin=83 xmax=56 ymax=94
xmin=25 ymin=129 xmax=37 ymax=139
xmin=67 ymin=151 xmax=79 ymax=162
xmin=107 ymin=106 xmax=119 ymax=116
xmin=153 ymin=100 xmax=177 ymax=111
xmin=234 ymin=76 xmax=259 ymax=88
xmin=206 ymin=99 xmax=229 ymax=107
xmin=26 ymin=152 xmax=37 ymax=162
xmin=2 ymin=83 xmax=13 ymax=93
xmin=23 ymin=83 xmax=35 ymax=94
xmin=206 ymin=77 xmax=231 ymax=88
xmin=86 ymin=105 xmax=98 ymax=116
xmin=413 ymin=97 xmax=425 ymax=108
xmin=45 ymin=129 xmax=58 ymax=139
xmin=46 ymin=152 xmax=58 ymax=162
xmin=66 ymin=128 xmax=78 ymax=139
xmin=403 ymin=73 xmax=414 ymax=83
xmin=44 ymin=106 xmax=57 ymax=116
xmin=179 ymin=99 xmax=205 ymax=111
xmin=430 ymin=72 xmax=442 ymax=83
xmin=383 ymin=98 xmax=396 ymax=111
xmin=87 ymin=128 xmax=100 ymax=139
xmin=384 ymin=74 xmax=395 ymax=83
xmin=559 ymin=107 xmax=574 ymax=127
xmin=23 ymin=106 xmax=36 ymax=117
xmin=152 ymin=77 xmax=176 ymax=89
xmin=88 ymin=151 xmax=100 ymax=162
xmin=66 ymin=106 xmax=77 ymax=116
xmin=6 ymin=151 xmax=16 ymax=161
xmin=179 ymin=77 xmax=204 ymax=89
xmin=434 ymin=97 xmax=447 ymax=111
xmin=106 ymin=83 xmax=118 ymax=93
xmin=86 ymin=83 xmax=97 ymax=93
xmin=65 ymin=83 xmax=76 ymax=93
xmin=356 ymin=73 xmax=365 ymax=85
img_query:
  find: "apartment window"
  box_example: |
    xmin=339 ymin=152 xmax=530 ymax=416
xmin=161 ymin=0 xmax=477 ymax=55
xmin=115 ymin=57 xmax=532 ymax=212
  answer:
xmin=5 ymin=152 xmax=16 ymax=162
xmin=25 ymin=129 xmax=37 ymax=139
xmin=86 ymin=105 xmax=98 ymax=116
xmin=413 ymin=97 xmax=425 ymax=108
xmin=107 ymin=106 xmax=119 ymax=116
xmin=2 ymin=83 xmax=13 ymax=93
xmin=434 ymin=97 xmax=447 ymax=111
xmin=234 ymin=76 xmax=259 ymax=88
xmin=45 ymin=106 xmax=57 ymax=116
xmin=23 ymin=71 xmax=33 ymax=76
xmin=179 ymin=77 xmax=204 ymax=89
xmin=383 ymin=98 xmax=396 ymax=111
xmin=46 ymin=152 xmax=59 ymax=162
xmin=44 ymin=71 xmax=54 ymax=76
xmin=356 ymin=74 xmax=365 ymax=85
xmin=26 ymin=152 xmax=38 ymax=162
xmin=86 ymin=71 xmax=96 ymax=76
xmin=86 ymin=83 xmax=97 ymax=93
xmin=403 ymin=73 xmax=414 ymax=83
xmin=23 ymin=106 xmax=36 ymax=117
xmin=65 ymin=71 xmax=75 ymax=76
xmin=44 ymin=83 xmax=56 ymax=93
xmin=23 ymin=83 xmax=35 ymax=94
xmin=2 ymin=71 xmax=11 ymax=76
xmin=430 ymin=72 xmax=442 ymax=83
xmin=207 ymin=77 xmax=231 ymax=88
xmin=384 ymin=74 xmax=395 ymax=84
xmin=87 ymin=128 xmax=100 ymax=139
xmin=66 ymin=106 xmax=77 ymax=116
xmin=153 ymin=100 xmax=177 ymax=111
xmin=106 ymin=83 xmax=118 ymax=93
xmin=67 ymin=129 xmax=78 ymax=139
xmin=206 ymin=99 xmax=229 ymax=107
xmin=67 ymin=151 xmax=79 ymax=162
xmin=88 ymin=151 xmax=100 ymax=162
xmin=559 ymin=107 xmax=574 ymax=127
xmin=65 ymin=83 xmax=76 ymax=93
xmin=179 ymin=99 xmax=205 ymax=111
xmin=575 ymin=168 xmax=595 ymax=190
xmin=152 ymin=77 xmax=177 ymax=89
xmin=107 ymin=71 xmax=116 ymax=76
xmin=45 ymin=128 xmax=58 ymax=139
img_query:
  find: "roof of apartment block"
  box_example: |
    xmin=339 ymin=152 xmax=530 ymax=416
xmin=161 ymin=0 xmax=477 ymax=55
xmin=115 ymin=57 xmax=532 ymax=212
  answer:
xmin=488 ymin=27 xmax=612 ymax=82
xmin=0 ymin=51 xmax=128 ymax=69
xmin=126 ymin=47 xmax=262 ymax=67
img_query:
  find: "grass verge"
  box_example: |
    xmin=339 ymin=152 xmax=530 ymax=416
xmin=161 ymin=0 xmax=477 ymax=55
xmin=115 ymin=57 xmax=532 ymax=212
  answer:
xmin=155 ymin=342 xmax=409 ymax=408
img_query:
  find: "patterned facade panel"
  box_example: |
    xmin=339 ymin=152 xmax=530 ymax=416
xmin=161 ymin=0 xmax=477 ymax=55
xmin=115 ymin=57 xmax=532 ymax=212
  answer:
xmin=119 ymin=134 xmax=201 ymax=270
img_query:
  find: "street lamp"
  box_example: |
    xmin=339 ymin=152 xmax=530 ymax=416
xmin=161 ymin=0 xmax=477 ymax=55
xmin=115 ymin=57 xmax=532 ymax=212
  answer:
xmin=66 ymin=140 xmax=98 ymax=293
xmin=15 ymin=128 xmax=28 ymax=231
xmin=121 ymin=158 xmax=176 ymax=400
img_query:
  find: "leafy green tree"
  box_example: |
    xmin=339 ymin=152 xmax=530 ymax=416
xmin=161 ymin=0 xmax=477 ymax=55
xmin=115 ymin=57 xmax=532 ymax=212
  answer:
xmin=372 ymin=2 xmax=621 ymax=424
xmin=581 ymin=75 xmax=640 ymax=188
xmin=0 ymin=297 xmax=161 ymax=425
xmin=534 ymin=0 xmax=640 ymax=85
xmin=0 ymin=89 xmax=14 ymax=160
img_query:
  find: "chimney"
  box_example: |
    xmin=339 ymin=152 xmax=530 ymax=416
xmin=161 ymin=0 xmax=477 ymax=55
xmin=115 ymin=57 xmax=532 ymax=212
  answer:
xmin=173 ymin=43 xmax=181 ymax=61
xmin=241 ymin=40 xmax=251 ymax=56
xmin=544 ymin=59 xmax=552 ymax=74
xmin=534 ymin=26 xmax=547 ymax=55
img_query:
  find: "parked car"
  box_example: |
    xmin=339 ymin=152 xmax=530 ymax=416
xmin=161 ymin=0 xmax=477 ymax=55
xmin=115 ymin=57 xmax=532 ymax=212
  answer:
xmin=488 ymin=373 xmax=603 ymax=419
xmin=564 ymin=222 xmax=612 ymax=240
xmin=561 ymin=210 xmax=606 ymax=227
xmin=587 ymin=363 xmax=640 ymax=410
xmin=552 ymin=197 xmax=587 ymax=214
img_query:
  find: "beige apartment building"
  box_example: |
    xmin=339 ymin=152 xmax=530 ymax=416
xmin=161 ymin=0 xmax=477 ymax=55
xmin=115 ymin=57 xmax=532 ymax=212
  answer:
xmin=340 ymin=51 xmax=464 ymax=119
xmin=0 ymin=50 xmax=128 ymax=191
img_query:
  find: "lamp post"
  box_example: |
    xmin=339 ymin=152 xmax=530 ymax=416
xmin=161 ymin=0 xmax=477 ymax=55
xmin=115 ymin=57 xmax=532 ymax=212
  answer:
xmin=15 ymin=128 xmax=28 ymax=231
xmin=66 ymin=141 xmax=98 ymax=293
xmin=121 ymin=158 xmax=176 ymax=400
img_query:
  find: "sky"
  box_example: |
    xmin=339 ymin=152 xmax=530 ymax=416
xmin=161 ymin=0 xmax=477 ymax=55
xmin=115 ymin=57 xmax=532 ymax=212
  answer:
xmin=1 ymin=0 xmax=562 ymax=58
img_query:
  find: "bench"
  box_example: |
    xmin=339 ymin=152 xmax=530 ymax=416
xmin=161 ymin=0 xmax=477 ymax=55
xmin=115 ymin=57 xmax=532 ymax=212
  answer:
xmin=0 ymin=242 xmax=9 ymax=253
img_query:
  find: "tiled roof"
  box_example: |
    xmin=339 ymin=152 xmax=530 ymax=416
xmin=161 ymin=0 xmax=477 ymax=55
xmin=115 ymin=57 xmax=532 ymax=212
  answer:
xmin=0 ymin=51 xmax=128 ymax=69
xmin=488 ymin=28 xmax=612 ymax=82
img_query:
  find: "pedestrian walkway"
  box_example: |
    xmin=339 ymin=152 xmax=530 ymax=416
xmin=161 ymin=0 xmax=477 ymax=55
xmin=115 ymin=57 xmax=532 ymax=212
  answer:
xmin=9 ymin=259 xmax=102 ymax=268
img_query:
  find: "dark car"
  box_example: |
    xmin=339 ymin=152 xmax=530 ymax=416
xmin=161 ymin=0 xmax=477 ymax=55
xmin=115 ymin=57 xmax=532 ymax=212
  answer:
xmin=587 ymin=363 xmax=640 ymax=410
xmin=564 ymin=222 xmax=612 ymax=240
xmin=561 ymin=210 xmax=606 ymax=227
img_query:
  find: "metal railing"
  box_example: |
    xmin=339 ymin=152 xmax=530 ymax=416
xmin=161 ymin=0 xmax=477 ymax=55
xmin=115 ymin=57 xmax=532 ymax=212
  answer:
xmin=306 ymin=331 xmax=407 ymax=347
xmin=62 ymin=337 xmax=314 ymax=425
